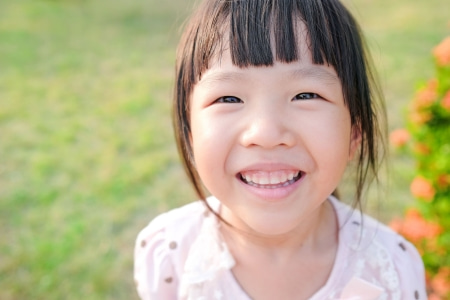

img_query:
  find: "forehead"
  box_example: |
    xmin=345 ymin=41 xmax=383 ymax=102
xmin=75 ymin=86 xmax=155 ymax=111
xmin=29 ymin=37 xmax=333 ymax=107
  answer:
xmin=197 ymin=47 xmax=340 ymax=91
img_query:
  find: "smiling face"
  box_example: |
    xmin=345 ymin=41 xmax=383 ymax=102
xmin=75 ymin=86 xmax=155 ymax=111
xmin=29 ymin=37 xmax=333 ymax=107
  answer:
xmin=189 ymin=29 xmax=360 ymax=236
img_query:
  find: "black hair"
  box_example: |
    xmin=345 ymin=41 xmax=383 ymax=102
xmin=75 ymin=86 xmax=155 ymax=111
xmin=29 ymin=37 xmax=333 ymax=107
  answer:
xmin=173 ymin=0 xmax=386 ymax=210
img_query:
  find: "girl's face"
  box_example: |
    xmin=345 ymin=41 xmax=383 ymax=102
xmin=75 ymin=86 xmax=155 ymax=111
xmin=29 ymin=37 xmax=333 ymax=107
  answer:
xmin=189 ymin=31 xmax=360 ymax=236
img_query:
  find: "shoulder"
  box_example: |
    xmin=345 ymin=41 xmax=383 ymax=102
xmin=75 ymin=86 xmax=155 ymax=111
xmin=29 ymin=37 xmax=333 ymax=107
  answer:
xmin=134 ymin=200 xmax=211 ymax=300
xmin=330 ymin=197 xmax=427 ymax=299
xmin=138 ymin=200 xmax=208 ymax=238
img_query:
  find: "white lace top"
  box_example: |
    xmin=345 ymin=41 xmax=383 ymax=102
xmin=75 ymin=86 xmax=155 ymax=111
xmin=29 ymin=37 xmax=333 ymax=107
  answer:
xmin=134 ymin=196 xmax=426 ymax=300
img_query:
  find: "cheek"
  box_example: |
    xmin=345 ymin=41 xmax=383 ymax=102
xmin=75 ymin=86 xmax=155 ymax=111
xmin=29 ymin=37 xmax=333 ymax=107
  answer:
xmin=300 ymin=109 xmax=353 ymax=170
xmin=190 ymin=111 xmax=231 ymax=177
xmin=303 ymin=109 xmax=351 ymax=145
xmin=191 ymin=112 xmax=222 ymax=152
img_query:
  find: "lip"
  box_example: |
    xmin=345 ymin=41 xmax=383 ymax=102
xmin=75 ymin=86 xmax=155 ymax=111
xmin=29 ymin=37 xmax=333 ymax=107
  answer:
xmin=236 ymin=163 xmax=304 ymax=201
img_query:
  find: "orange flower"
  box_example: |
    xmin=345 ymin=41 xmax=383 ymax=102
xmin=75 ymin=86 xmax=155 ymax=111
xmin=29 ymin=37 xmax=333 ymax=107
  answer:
xmin=410 ymin=176 xmax=435 ymax=201
xmin=430 ymin=267 xmax=450 ymax=297
xmin=428 ymin=293 xmax=441 ymax=300
xmin=389 ymin=209 xmax=441 ymax=244
xmin=437 ymin=174 xmax=450 ymax=188
xmin=389 ymin=128 xmax=410 ymax=148
xmin=410 ymin=111 xmax=432 ymax=125
xmin=410 ymin=79 xmax=438 ymax=125
xmin=413 ymin=79 xmax=438 ymax=109
xmin=433 ymin=36 xmax=450 ymax=66
xmin=414 ymin=143 xmax=431 ymax=155
xmin=442 ymin=91 xmax=450 ymax=111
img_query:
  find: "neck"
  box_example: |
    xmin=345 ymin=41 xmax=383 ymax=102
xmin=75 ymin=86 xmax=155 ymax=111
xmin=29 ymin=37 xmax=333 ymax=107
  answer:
xmin=220 ymin=200 xmax=338 ymax=261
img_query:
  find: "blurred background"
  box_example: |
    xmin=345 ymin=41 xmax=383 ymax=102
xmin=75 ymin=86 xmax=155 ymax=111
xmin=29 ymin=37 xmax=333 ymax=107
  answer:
xmin=0 ymin=0 xmax=448 ymax=299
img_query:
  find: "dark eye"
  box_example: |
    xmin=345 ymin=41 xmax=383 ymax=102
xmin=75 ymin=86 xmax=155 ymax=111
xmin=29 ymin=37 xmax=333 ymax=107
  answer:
xmin=293 ymin=93 xmax=320 ymax=101
xmin=215 ymin=96 xmax=243 ymax=104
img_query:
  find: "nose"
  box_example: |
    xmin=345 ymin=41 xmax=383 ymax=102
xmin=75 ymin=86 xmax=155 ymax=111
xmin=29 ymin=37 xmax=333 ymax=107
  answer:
xmin=239 ymin=104 xmax=296 ymax=149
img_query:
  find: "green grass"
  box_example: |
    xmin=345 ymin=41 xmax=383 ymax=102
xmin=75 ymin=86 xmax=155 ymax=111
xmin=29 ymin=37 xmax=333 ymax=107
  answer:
xmin=0 ymin=0 xmax=448 ymax=298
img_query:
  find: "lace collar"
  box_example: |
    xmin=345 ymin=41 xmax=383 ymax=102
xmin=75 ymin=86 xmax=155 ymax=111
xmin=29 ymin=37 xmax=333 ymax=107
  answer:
xmin=179 ymin=196 xmax=386 ymax=300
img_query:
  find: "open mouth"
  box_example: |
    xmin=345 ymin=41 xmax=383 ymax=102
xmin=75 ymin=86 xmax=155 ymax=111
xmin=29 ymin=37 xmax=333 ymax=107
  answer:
xmin=238 ymin=170 xmax=303 ymax=189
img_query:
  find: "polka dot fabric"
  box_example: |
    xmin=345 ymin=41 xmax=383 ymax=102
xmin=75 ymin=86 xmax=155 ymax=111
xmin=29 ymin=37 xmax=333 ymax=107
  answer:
xmin=134 ymin=197 xmax=427 ymax=299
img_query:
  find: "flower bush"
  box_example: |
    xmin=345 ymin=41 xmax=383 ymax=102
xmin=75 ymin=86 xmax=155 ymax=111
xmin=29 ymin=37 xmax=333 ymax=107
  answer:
xmin=390 ymin=36 xmax=450 ymax=299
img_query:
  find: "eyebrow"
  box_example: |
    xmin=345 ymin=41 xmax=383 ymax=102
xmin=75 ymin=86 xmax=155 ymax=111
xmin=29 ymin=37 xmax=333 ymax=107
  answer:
xmin=197 ymin=65 xmax=340 ymax=88
xmin=197 ymin=71 xmax=246 ymax=88
xmin=288 ymin=66 xmax=340 ymax=83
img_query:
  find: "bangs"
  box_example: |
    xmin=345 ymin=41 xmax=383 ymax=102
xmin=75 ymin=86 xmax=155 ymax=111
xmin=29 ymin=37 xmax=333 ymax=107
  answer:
xmin=228 ymin=0 xmax=335 ymax=67
xmin=229 ymin=0 xmax=298 ymax=66
xmin=183 ymin=0 xmax=353 ymax=75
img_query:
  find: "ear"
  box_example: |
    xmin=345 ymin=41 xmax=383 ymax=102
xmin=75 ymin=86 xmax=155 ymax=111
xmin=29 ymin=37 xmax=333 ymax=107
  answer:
xmin=348 ymin=126 xmax=361 ymax=161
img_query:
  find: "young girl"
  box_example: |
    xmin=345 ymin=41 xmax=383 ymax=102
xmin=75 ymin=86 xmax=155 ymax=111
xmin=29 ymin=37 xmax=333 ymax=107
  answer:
xmin=135 ymin=0 xmax=426 ymax=299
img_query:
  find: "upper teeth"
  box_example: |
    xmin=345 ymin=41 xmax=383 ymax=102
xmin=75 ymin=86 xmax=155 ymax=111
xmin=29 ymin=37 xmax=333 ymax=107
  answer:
xmin=241 ymin=170 xmax=299 ymax=185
